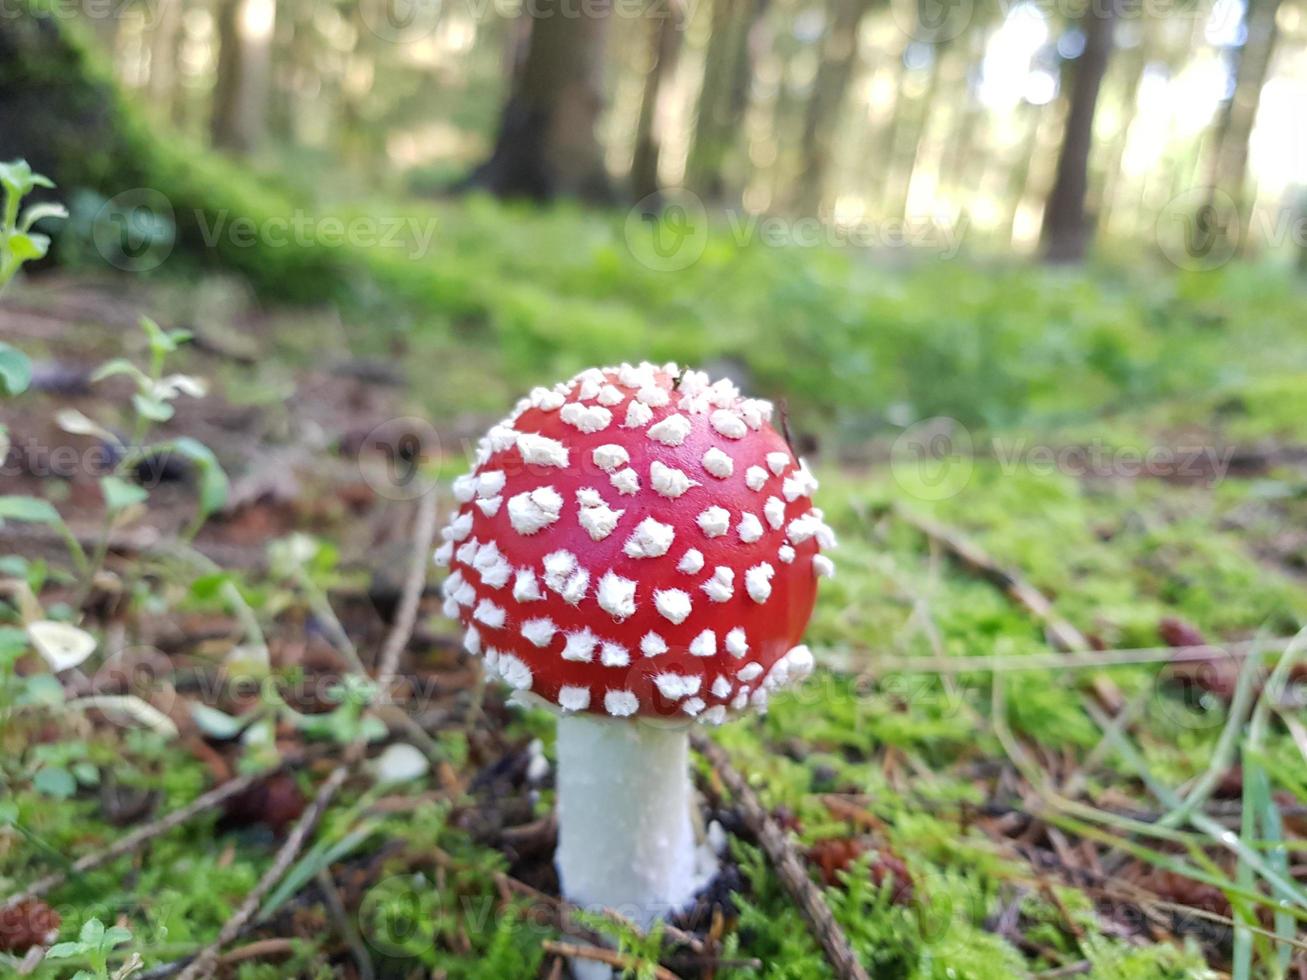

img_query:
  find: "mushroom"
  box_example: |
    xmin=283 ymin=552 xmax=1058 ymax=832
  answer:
xmin=434 ymin=362 xmax=836 ymax=951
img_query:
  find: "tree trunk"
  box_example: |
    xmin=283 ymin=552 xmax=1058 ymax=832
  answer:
xmin=1202 ymin=0 xmax=1281 ymax=227
xmin=630 ymin=4 xmax=683 ymax=202
xmin=147 ymin=0 xmax=183 ymax=121
xmin=685 ymin=0 xmax=766 ymax=200
xmin=210 ymin=0 xmax=277 ymax=154
xmin=795 ymin=0 xmax=872 ymax=216
xmin=1040 ymin=0 xmax=1117 ymax=263
xmin=465 ymin=0 xmax=613 ymax=201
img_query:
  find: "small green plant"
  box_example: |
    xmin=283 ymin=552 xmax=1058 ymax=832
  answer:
xmin=0 ymin=160 xmax=66 ymax=293
xmin=44 ymin=918 xmax=141 ymax=979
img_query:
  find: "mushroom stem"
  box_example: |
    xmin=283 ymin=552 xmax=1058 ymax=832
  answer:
xmin=555 ymin=714 xmax=711 ymax=937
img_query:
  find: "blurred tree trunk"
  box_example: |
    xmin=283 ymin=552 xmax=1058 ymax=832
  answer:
xmin=795 ymin=0 xmax=872 ymax=216
xmin=211 ymin=0 xmax=277 ymax=153
xmin=685 ymin=0 xmax=766 ymax=200
xmin=1040 ymin=1 xmax=1117 ymax=263
xmin=147 ymin=0 xmax=183 ymax=121
xmin=630 ymin=4 xmax=683 ymax=201
xmin=1203 ymin=0 xmax=1281 ymax=225
xmin=466 ymin=0 xmax=613 ymax=201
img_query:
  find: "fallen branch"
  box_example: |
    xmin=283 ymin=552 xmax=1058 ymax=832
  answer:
xmin=691 ymin=734 xmax=870 ymax=980
xmin=540 ymin=940 xmax=682 ymax=980
xmin=175 ymin=491 xmax=439 ymax=979
xmin=894 ymin=505 xmax=1091 ymax=653
xmin=1 ymin=771 xmax=262 ymax=911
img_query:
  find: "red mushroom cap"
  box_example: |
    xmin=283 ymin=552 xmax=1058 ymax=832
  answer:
xmin=434 ymin=362 xmax=836 ymax=723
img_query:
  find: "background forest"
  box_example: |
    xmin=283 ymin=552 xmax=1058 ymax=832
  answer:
xmin=1 ymin=0 xmax=1307 ymax=976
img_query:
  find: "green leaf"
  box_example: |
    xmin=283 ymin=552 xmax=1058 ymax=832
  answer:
xmin=44 ymin=942 xmax=84 ymax=959
xmin=91 ymin=358 xmax=150 ymax=387
xmin=170 ymin=437 xmax=230 ymax=516
xmin=7 ymin=231 xmax=50 ymax=261
xmin=190 ymin=702 xmax=247 ymax=740
xmin=139 ymin=316 xmax=180 ymax=354
xmin=0 ymin=495 xmax=61 ymax=524
xmin=33 ymin=766 xmax=77 ymax=799
xmin=101 ymin=476 xmax=148 ymax=512
xmin=0 ymin=341 xmax=32 ymax=396
xmin=19 ymin=201 xmax=68 ymax=231
xmin=132 ymin=392 xmax=174 ymax=422
xmin=190 ymin=572 xmax=232 ymax=601
xmin=101 ymin=925 xmax=133 ymax=950
xmin=79 ymin=918 xmax=105 ymax=946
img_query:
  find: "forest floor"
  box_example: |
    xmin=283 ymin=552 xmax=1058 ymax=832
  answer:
xmin=2 ymin=202 xmax=1307 ymax=979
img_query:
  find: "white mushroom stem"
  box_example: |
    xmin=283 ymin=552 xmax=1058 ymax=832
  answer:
xmin=555 ymin=714 xmax=713 ymax=955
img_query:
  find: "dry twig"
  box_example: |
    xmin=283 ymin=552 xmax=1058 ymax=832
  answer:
xmin=540 ymin=940 xmax=682 ymax=980
xmin=692 ymin=734 xmax=871 ymax=980
xmin=176 ymin=491 xmax=440 ymax=979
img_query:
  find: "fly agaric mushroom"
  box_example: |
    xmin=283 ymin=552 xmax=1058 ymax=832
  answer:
xmin=434 ymin=362 xmax=835 ymax=937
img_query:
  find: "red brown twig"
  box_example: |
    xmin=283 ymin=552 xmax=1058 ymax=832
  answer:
xmin=692 ymin=734 xmax=871 ymax=980
xmin=176 ymin=490 xmax=440 ymax=980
